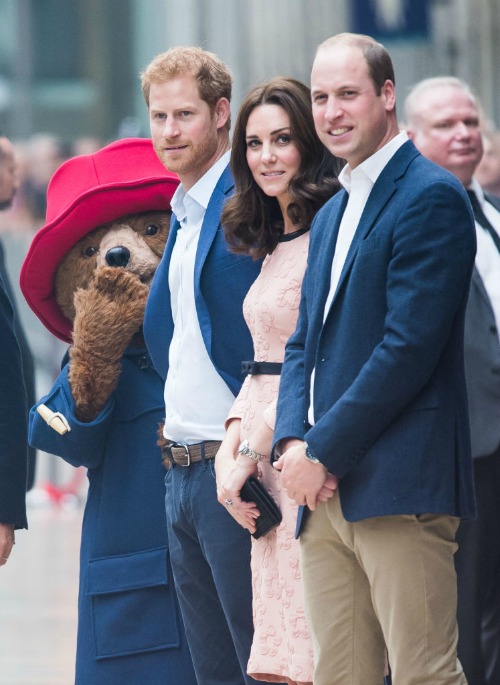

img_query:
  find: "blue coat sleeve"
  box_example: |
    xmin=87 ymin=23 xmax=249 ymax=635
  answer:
xmin=273 ymin=262 xmax=311 ymax=449
xmin=29 ymin=364 xmax=115 ymax=470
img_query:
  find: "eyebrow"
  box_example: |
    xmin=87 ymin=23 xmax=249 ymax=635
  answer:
xmin=246 ymin=126 xmax=290 ymax=139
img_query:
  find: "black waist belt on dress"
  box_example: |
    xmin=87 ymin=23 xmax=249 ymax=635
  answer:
xmin=241 ymin=361 xmax=283 ymax=376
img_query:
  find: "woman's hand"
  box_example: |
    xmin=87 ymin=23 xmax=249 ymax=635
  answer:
xmin=247 ymin=419 xmax=274 ymax=460
xmin=218 ymin=456 xmax=260 ymax=533
xmin=215 ymin=419 xmax=259 ymax=532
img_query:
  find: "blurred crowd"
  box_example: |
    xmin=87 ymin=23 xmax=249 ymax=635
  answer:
xmin=2 ymin=125 xmax=500 ymax=241
xmin=0 ymin=134 xmax=103 ymax=236
xmin=0 ymin=133 xmax=104 ymax=503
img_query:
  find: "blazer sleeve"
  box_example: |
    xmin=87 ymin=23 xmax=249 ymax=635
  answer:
xmin=273 ymin=264 xmax=311 ymax=448
xmin=0 ymin=276 xmax=28 ymax=529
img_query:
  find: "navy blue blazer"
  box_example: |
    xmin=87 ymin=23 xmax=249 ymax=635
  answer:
xmin=274 ymin=140 xmax=477 ymax=527
xmin=0 ymin=272 xmax=28 ymax=529
xmin=144 ymin=164 xmax=261 ymax=397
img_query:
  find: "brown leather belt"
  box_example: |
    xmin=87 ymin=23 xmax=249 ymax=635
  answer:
xmin=161 ymin=440 xmax=221 ymax=469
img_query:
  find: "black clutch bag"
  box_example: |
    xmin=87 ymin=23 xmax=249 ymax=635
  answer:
xmin=240 ymin=476 xmax=282 ymax=539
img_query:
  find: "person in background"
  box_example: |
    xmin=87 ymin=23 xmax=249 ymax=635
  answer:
xmin=273 ymin=33 xmax=476 ymax=685
xmin=141 ymin=47 xmax=270 ymax=685
xmin=0 ymin=140 xmax=28 ymax=563
xmin=215 ymin=76 xmax=341 ymax=685
xmin=406 ymin=75 xmax=500 ymax=685
xmin=476 ymin=128 xmax=500 ymax=198
xmin=0 ymin=133 xmax=37 ymax=490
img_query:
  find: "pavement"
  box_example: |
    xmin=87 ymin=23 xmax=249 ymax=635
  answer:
xmin=0 ymin=497 xmax=83 ymax=685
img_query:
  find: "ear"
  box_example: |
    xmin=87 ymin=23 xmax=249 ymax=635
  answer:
xmin=381 ymin=80 xmax=396 ymax=113
xmin=214 ymin=97 xmax=230 ymax=130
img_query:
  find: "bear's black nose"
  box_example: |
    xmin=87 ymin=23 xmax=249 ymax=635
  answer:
xmin=106 ymin=246 xmax=130 ymax=268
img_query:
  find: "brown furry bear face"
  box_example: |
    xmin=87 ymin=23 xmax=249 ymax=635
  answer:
xmin=55 ymin=210 xmax=170 ymax=323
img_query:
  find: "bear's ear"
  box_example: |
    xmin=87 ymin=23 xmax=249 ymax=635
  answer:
xmin=54 ymin=225 xmax=109 ymax=321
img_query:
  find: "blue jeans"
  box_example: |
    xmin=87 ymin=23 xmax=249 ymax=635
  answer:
xmin=165 ymin=457 xmax=268 ymax=685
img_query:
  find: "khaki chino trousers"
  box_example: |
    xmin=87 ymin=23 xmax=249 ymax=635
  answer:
xmin=300 ymin=494 xmax=467 ymax=685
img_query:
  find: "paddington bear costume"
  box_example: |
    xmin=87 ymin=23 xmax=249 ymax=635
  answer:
xmin=20 ymin=138 xmax=196 ymax=685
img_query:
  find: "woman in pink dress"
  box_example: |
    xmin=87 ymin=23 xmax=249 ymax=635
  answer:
xmin=215 ymin=77 xmax=341 ymax=684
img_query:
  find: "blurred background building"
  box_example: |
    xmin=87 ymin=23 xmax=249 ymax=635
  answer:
xmin=0 ymin=0 xmax=500 ymax=496
xmin=1 ymin=4 xmax=500 ymax=682
xmin=0 ymin=0 xmax=499 ymax=144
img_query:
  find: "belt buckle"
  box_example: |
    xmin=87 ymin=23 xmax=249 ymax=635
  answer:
xmin=175 ymin=442 xmax=191 ymax=467
xmin=241 ymin=360 xmax=254 ymax=376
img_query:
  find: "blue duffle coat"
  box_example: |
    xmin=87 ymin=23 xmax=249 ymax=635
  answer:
xmin=29 ymin=347 xmax=196 ymax=685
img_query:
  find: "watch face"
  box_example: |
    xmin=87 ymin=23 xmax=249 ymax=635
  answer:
xmin=239 ymin=440 xmax=249 ymax=453
xmin=305 ymin=445 xmax=320 ymax=464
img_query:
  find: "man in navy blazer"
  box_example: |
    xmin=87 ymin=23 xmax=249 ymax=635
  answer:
xmin=406 ymin=76 xmax=500 ymax=685
xmin=141 ymin=48 xmax=265 ymax=685
xmin=273 ymin=34 xmax=476 ymax=684
xmin=0 ymin=272 xmax=28 ymax=567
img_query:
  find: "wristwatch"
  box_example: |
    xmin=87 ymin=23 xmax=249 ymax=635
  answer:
xmin=238 ymin=439 xmax=266 ymax=462
xmin=304 ymin=442 xmax=321 ymax=465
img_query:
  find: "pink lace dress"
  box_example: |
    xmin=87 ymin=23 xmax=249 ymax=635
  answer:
xmin=227 ymin=229 xmax=313 ymax=684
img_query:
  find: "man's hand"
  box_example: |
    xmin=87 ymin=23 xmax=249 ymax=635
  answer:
xmin=273 ymin=439 xmax=336 ymax=510
xmin=0 ymin=523 xmax=15 ymax=568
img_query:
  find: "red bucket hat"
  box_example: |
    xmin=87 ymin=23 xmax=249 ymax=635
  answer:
xmin=20 ymin=137 xmax=179 ymax=343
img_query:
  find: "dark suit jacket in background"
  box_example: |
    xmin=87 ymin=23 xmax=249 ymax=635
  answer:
xmin=274 ymin=140 xmax=477 ymax=530
xmin=0 ymin=240 xmax=36 ymax=489
xmin=464 ymin=192 xmax=500 ymax=459
xmin=0 ymin=267 xmax=28 ymax=529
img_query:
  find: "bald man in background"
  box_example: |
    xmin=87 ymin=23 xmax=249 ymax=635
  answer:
xmin=406 ymin=77 xmax=500 ymax=685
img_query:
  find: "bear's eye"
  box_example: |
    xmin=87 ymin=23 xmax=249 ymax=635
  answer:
xmin=145 ymin=223 xmax=160 ymax=236
xmin=84 ymin=245 xmax=98 ymax=257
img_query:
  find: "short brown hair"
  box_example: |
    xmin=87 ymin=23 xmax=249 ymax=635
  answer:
xmin=318 ymin=32 xmax=395 ymax=94
xmin=140 ymin=46 xmax=232 ymax=128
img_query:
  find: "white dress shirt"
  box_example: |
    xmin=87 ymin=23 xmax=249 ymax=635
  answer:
xmin=163 ymin=150 xmax=235 ymax=443
xmin=467 ymin=177 xmax=500 ymax=339
xmin=309 ymin=132 xmax=409 ymax=425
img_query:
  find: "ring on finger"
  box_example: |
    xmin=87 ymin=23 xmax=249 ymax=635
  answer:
xmin=224 ymin=498 xmax=233 ymax=507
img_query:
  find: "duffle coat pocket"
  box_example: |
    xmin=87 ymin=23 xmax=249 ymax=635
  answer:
xmin=87 ymin=546 xmax=180 ymax=660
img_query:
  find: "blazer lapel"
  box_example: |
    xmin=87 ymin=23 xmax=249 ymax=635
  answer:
xmin=333 ymin=179 xmax=396 ymax=298
xmin=308 ymin=192 xmax=348 ymax=336
xmin=471 ymin=265 xmax=492 ymax=307
xmin=157 ymin=213 xmax=181 ymax=313
xmin=194 ymin=165 xmax=233 ymax=285
xmin=328 ymin=140 xmax=418 ymax=310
